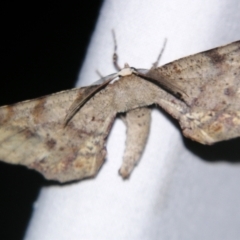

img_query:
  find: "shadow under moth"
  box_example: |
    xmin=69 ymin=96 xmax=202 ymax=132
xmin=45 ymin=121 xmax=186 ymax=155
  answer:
xmin=0 ymin=40 xmax=239 ymax=182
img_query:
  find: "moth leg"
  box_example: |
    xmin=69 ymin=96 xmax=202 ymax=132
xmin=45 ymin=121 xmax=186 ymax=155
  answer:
xmin=112 ymin=30 xmax=122 ymax=71
xmin=95 ymin=69 xmax=104 ymax=78
xmin=119 ymin=107 xmax=151 ymax=178
xmin=151 ymin=38 xmax=167 ymax=69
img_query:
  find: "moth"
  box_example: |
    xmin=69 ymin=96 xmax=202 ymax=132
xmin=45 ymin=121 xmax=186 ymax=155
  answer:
xmin=0 ymin=40 xmax=239 ymax=182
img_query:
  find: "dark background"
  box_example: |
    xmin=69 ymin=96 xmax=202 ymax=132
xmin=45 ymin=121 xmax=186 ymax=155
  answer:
xmin=0 ymin=2 xmax=103 ymax=239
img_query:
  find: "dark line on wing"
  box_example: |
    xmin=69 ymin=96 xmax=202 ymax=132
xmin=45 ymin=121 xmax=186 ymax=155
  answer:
xmin=63 ymin=78 xmax=114 ymax=127
xmin=135 ymin=72 xmax=188 ymax=100
xmin=0 ymin=128 xmax=26 ymax=145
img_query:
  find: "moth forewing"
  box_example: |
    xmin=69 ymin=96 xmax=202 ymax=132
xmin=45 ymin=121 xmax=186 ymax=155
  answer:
xmin=153 ymin=41 xmax=240 ymax=144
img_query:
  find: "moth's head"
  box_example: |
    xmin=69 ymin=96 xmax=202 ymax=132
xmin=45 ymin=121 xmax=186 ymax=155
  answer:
xmin=117 ymin=67 xmax=138 ymax=78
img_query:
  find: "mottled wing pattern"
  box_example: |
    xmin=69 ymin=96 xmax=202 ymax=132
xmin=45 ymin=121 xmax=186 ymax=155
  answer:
xmin=148 ymin=41 xmax=240 ymax=144
xmin=148 ymin=41 xmax=240 ymax=104
xmin=0 ymin=87 xmax=116 ymax=182
xmin=0 ymin=41 xmax=240 ymax=182
xmin=0 ymin=75 xmax=172 ymax=182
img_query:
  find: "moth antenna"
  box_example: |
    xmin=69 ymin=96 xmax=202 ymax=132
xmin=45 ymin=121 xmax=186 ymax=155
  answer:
xmin=95 ymin=69 xmax=103 ymax=78
xmin=112 ymin=29 xmax=122 ymax=71
xmin=152 ymin=38 xmax=167 ymax=69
